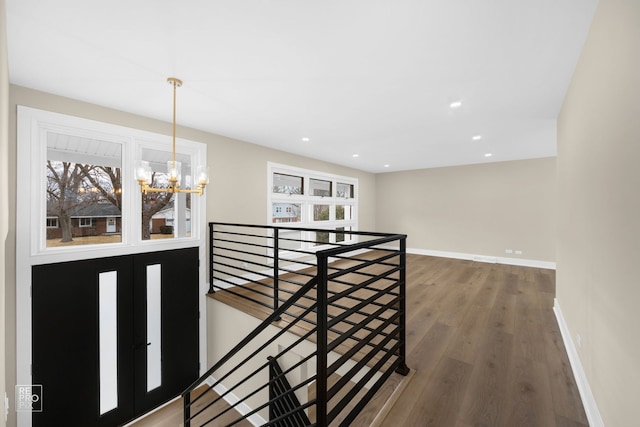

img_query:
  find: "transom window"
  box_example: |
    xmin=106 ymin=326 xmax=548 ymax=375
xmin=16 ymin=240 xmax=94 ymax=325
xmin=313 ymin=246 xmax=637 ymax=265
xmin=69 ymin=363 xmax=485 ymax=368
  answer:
xmin=18 ymin=106 xmax=207 ymax=259
xmin=268 ymin=163 xmax=358 ymax=249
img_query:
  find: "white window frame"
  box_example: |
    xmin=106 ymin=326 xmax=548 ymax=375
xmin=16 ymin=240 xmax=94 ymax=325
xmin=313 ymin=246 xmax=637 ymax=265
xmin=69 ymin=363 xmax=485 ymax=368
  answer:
xmin=17 ymin=106 xmax=207 ymax=261
xmin=16 ymin=106 xmax=209 ymax=426
xmin=267 ymin=162 xmax=358 ymax=253
xmin=78 ymin=217 xmax=93 ymax=227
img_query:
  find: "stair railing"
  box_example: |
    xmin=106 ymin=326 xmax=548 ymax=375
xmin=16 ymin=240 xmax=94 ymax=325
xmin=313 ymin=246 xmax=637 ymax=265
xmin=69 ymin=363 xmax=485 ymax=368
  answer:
xmin=182 ymin=223 xmax=408 ymax=426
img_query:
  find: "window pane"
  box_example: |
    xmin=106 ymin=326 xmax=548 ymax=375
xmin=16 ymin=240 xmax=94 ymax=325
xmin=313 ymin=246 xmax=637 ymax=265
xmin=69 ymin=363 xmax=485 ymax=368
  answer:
xmin=272 ymin=203 xmax=301 ymax=223
xmin=312 ymin=204 xmax=330 ymax=221
xmin=273 ymin=173 xmax=303 ymax=194
xmin=140 ymin=147 xmax=192 ymax=241
xmin=310 ymin=179 xmax=332 ymax=196
xmin=336 ymin=205 xmax=353 ymax=221
xmin=314 ymin=230 xmax=330 ymax=246
xmin=46 ymin=133 xmax=122 ymax=247
xmin=337 ymin=182 xmax=354 ymax=198
xmin=279 ymin=229 xmax=302 ymax=250
xmin=336 ymin=226 xmax=352 ymax=243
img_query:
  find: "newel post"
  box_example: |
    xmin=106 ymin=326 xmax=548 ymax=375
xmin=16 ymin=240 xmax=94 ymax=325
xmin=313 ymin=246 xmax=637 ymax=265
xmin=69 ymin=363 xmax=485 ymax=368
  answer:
xmin=316 ymin=252 xmax=329 ymax=425
xmin=396 ymin=236 xmax=410 ymax=376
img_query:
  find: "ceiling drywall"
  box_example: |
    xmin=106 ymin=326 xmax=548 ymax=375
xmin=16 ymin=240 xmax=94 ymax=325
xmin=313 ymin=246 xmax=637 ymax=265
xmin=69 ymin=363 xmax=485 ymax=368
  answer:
xmin=6 ymin=0 xmax=598 ymax=173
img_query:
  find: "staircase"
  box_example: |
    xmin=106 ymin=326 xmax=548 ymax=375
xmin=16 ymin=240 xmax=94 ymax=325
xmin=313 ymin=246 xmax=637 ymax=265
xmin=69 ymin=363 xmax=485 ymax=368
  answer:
xmin=182 ymin=223 xmax=410 ymax=426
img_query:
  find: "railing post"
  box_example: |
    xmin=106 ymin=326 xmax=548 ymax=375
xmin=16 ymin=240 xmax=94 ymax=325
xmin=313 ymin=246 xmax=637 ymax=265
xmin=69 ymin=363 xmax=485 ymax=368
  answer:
xmin=208 ymin=222 xmax=215 ymax=293
xmin=316 ymin=252 xmax=329 ymax=426
xmin=183 ymin=392 xmax=191 ymax=427
xmin=268 ymin=356 xmax=276 ymax=422
xmin=273 ymin=227 xmax=280 ymax=315
xmin=396 ymin=237 xmax=410 ymax=376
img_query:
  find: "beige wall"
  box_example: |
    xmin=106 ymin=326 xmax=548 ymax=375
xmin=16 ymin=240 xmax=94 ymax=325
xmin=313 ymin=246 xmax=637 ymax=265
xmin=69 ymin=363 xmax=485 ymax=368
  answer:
xmin=557 ymin=0 xmax=640 ymax=425
xmin=5 ymin=84 xmax=376 ymax=425
xmin=376 ymin=157 xmax=556 ymax=263
xmin=1 ymin=0 xmax=9 ymax=425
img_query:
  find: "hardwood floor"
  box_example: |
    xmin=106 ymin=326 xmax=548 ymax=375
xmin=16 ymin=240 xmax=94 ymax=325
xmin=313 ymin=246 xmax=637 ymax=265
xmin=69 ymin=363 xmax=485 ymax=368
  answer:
xmin=133 ymin=254 xmax=587 ymax=426
xmin=127 ymin=386 xmax=252 ymax=427
xmin=380 ymin=255 xmax=587 ymax=427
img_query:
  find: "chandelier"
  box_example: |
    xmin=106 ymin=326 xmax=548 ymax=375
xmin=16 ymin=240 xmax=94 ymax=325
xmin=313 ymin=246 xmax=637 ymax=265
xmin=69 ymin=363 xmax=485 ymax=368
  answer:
xmin=136 ymin=77 xmax=208 ymax=195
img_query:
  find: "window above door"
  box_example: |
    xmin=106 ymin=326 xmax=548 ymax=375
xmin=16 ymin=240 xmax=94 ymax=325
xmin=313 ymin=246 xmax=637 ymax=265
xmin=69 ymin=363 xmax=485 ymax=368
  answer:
xmin=17 ymin=106 xmax=207 ymax=263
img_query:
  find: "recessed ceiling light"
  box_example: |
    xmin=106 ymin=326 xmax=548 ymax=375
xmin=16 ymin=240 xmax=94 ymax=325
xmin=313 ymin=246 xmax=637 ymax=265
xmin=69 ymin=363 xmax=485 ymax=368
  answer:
xmin=449 ymin=100 xmax=462 ymax=109
xmin=301 ymin=137 xmax=310 ymax=142
xmin=384 ymin=164 xmax=390 ymax=168
xmin=352 ymin=154 xmax=359 ymax=158
xmin=484 ymin=153 xmax=492 ymax=157
xmin=472 ymin=135 xmax=482 ymax=141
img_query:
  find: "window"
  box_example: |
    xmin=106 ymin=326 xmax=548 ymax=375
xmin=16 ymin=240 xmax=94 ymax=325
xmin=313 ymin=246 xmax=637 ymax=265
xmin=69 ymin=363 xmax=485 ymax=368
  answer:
xmin=309 ymin=179 xmax=331 ymax=197
xmin=273 ymin=173 xmax=303 ymax=195
xmin=337 ymin=182 xmax=354 ymax=199
xmin=46 ymin=133 xmax=122 ymax=247
xmin=138 ymin=147 xmax=195 ymax=241
xmin=18 ymin=106 xmax=207 ymax=258
xmin=268 ymin=163 xmax=358 ymax=249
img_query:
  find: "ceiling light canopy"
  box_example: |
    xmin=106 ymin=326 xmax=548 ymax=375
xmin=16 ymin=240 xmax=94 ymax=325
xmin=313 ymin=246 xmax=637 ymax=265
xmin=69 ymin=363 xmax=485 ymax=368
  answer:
xmin=136 ymin=78 xmax=209 ymax=195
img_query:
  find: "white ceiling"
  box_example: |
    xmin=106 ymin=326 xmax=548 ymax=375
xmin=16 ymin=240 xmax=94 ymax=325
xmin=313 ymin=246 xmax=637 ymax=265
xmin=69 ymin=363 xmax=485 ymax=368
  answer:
xmin=6 ymin=0 xmax=598 ymax=173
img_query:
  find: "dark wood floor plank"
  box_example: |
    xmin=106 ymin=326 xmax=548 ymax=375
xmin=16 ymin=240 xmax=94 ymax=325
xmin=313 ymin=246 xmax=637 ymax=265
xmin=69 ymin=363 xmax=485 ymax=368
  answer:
xmin=504 ymin=357 xmax=556 ymax=427
xmin=555 ymin=414 xmax=590 ymax=427
xmin=513 ymin=307 xmax=549 ymax=363
xmin=543 ymin=330 xmax=589 ymax=424
xmin=487 ymin=289 xmax=517 ymax=334
xmin=446 ymin=303 xmax=491 ymax=364
xmin=384 ymin=321 xmax=456 ymax=422
xmin=402 ymin=357 xmax=473 ymax=427
xmin=458 ymin=329 xmax=514 ymax=427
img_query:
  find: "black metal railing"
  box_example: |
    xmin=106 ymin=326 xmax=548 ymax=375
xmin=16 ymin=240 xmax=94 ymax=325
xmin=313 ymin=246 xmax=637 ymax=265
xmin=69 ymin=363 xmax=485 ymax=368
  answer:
xmin=268 ymin=356 xmax=311 ymax=426
xmin=182 ymin=222 xmax=408 ymax=426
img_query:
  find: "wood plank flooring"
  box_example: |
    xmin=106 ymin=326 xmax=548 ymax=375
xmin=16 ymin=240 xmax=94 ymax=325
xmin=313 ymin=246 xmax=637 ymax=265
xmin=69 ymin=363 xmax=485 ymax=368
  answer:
xmin=380 ymin=255 xmax=587 ymax=427
xmin=127 ymin=385 xmax=252 ymax=427
xmin=133 ymin=254 xmax=587 ymax=426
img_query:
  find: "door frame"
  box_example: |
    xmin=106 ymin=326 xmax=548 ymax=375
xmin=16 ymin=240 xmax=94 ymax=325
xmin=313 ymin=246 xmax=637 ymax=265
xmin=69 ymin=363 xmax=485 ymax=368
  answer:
xmin=16 ymin=107 xmax=209 ymax=426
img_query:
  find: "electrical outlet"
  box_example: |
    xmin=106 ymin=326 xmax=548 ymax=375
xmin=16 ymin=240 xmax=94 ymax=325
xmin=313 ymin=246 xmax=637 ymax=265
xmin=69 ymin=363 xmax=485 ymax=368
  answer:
xmin=505 ymin=249 xmax=513 ymax=254
xmin=515 ymin=250 xmax=523 ymax=255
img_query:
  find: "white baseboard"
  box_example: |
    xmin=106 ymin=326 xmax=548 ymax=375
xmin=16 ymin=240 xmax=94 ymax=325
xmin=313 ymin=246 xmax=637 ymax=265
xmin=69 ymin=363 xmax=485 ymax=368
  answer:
xmin=407 ymin=248 xmax=556 ymax=270
xmin=206 ymin=376 xmax=267 ymax=426
xmin=553 ymin=299 xmax=604 ymax=427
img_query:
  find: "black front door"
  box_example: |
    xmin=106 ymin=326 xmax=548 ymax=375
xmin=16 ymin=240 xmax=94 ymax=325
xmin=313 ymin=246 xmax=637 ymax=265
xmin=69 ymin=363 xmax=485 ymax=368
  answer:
xmin=132 ymin=249 xmax=200 ymax=416
xmin=32 ymin=247 xmax=199 ymax=426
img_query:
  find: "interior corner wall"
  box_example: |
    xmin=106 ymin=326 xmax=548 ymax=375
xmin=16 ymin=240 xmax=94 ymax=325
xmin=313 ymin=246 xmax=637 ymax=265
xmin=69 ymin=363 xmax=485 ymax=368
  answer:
xmin=557 ymin=0 xmax=640 ymax=425
xmin=375 ymin=157 xmax=556 ymax=263
xmin=1 ymin=0 xmax=9 ymax=425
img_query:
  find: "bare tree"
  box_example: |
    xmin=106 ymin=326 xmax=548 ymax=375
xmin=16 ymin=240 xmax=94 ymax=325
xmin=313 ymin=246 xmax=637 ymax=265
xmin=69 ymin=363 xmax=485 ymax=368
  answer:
xmin=141 ymin=172 xmax=174 ymax=240
xmin=48 ymin=161 xmax=177 ymax=241
xmin=78 ymin=165 xmax=122 ymax=210
xmin=46 ymin=161 xmax=93 ymax=242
